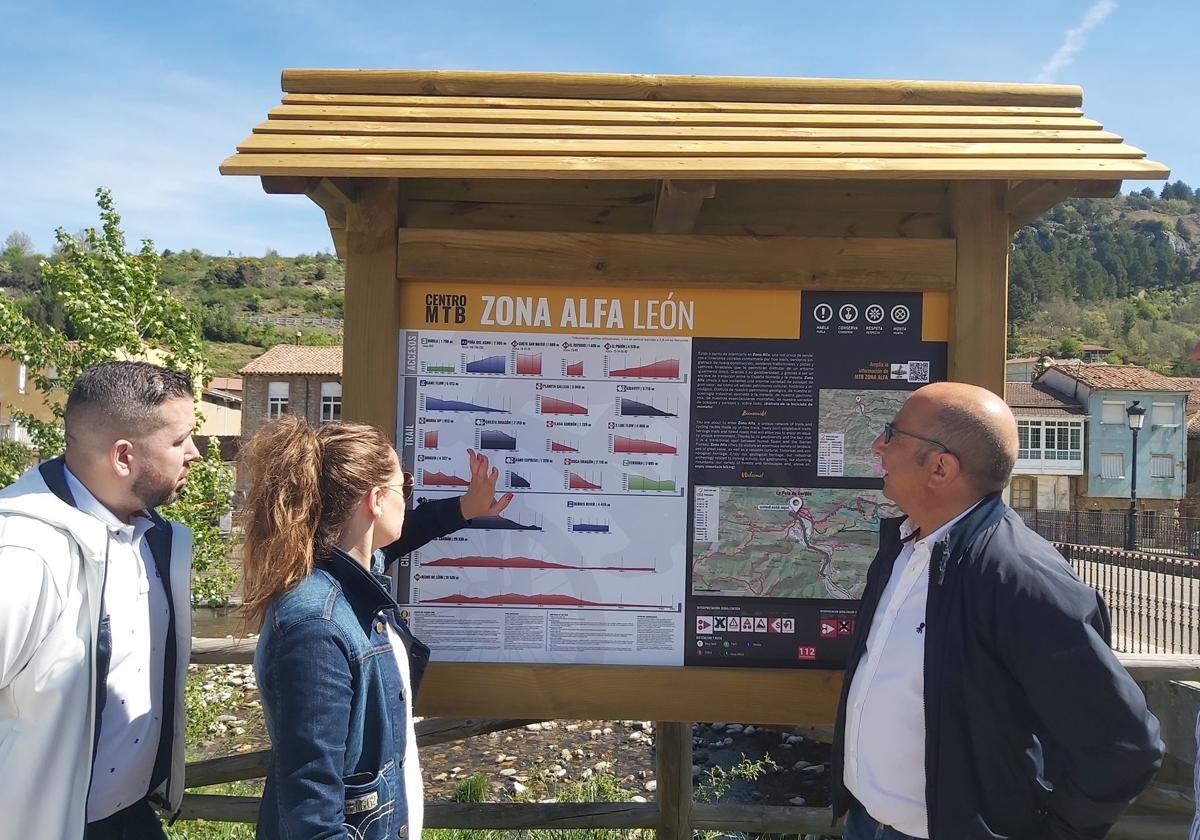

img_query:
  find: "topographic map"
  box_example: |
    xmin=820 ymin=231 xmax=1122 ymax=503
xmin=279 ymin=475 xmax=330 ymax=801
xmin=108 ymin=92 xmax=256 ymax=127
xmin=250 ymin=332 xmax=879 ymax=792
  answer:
xmin=818 ymin=389 xmax=911 ymax=477
xmin=691 ymin=487 xmax=898 ymax=599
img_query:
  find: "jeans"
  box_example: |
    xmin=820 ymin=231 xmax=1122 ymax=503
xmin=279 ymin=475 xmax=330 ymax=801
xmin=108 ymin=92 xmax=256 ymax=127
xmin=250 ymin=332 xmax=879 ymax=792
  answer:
xmin=84 ymin=800 xmax=167 ymax=840
xmin=843 ymin=801 xmax=924 ymax=840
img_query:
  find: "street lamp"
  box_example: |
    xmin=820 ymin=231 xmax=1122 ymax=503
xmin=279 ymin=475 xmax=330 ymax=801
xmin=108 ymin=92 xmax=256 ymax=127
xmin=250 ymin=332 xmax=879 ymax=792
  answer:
xmin=1125 ymin=400 xmax=1146 ymax=550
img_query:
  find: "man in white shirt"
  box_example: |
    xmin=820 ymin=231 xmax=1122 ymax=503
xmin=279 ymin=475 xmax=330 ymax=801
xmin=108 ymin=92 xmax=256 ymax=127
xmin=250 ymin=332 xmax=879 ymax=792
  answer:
xmin=0 ymin=361 xmax=199 ymax=839
xmin=832 ymin=381 xmax=1162 ymax=840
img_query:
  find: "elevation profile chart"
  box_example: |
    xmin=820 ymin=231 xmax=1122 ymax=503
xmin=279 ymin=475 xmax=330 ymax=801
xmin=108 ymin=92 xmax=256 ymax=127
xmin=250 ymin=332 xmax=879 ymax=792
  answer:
xmin=397 ymin=327 xmax=693 ymax=665
xmin=605 ymin=355 xmax=684 ymax=380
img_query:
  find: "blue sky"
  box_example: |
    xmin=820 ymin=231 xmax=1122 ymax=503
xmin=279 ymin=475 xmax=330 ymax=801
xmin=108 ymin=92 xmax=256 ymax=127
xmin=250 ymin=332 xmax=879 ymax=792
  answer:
xmin=2 ymin=0 xmax=1195 ymax=257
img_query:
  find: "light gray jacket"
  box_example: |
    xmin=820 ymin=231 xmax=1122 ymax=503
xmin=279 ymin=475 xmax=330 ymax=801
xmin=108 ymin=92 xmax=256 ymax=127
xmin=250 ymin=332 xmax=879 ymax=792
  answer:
xmin=0 ymin=462 xmax=192 ymax=839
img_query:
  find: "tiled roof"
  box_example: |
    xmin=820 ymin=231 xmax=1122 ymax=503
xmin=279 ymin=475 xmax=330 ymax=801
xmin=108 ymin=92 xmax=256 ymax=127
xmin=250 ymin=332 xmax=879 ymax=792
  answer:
xmin=1080 ymin=343 xmax=1111 ymax=352
xmin=1005 ymin=382 xmax=1084 ymax=416
xmin=1177 ymin=377 xmax=1200 ymax=416
xmin=240 ymin=345 xmax=343 ymax=375
xmin=1189 ymin=412 xmax=1200 ymax=437
xmin=208 ymin=376 xmax=243 ymax=393
xmin=1042 ymin=364 xmax=1193 ymax=392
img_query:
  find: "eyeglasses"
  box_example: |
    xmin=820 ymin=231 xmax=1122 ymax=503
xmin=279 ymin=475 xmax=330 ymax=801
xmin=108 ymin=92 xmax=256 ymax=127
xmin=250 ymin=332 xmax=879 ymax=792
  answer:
xmin=883 ymin=422 xmax=955 ymax=457
xmin=382 ymin=472 xmax=415 ymax=501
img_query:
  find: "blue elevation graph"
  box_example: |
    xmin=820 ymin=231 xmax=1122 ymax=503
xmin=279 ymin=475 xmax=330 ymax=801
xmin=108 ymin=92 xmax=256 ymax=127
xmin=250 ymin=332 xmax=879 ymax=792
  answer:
xmin=480 ymin=430 xmax=517 ymax=450
xmin=619 ymin=397 xmax=677 ymax=418
xmin=465 ymin=355 xmax=506 ymax=374
xmin=509 ymin=472 xmax=531 ymax=488
xmin=571 ymin=522 xmax=610 ymax=534
xmin=425 ymin=396 xmax=507 ymax=413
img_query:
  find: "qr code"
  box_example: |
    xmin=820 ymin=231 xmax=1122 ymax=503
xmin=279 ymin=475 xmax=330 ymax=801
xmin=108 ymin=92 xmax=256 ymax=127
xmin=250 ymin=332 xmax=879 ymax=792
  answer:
xmin=907 ymin=361 xmax=931 ymax=383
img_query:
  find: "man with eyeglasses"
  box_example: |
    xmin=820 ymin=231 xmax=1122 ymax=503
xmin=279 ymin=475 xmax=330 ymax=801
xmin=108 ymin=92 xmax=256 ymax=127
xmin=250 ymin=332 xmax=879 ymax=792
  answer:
xmin=831 ymin=381 xmax=1162 ymax=840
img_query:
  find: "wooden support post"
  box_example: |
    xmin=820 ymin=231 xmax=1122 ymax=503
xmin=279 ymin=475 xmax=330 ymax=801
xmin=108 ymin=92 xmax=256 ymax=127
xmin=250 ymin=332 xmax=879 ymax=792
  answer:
xmin=654 ymin=721 xmax=692 ymax=840
xmin=342 ymin=179 xmax=402 ymax=436
xmin=305 ymin=178 xmax=355 ymax=257
xmin=950 ymin=181 xmax=1009 ymax=395
xmin=653 ymin=179 xmax=715 ymax=234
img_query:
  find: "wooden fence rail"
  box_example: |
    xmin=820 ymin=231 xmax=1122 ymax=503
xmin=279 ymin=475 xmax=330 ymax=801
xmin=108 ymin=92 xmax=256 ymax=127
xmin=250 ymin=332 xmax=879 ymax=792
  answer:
xmin=183 ymin=639 xmax=1200 ymax=838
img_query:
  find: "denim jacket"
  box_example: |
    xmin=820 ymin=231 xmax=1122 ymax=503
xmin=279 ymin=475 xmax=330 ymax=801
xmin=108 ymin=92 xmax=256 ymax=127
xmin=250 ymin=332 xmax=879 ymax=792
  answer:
xmin=255 ymin=548 xmax=430 ymax=840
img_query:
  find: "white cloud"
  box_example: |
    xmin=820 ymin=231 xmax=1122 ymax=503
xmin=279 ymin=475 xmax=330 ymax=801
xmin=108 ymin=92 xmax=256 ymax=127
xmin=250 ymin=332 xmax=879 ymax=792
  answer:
xmin=1035 ymin=0 xmax=1117 ymax=83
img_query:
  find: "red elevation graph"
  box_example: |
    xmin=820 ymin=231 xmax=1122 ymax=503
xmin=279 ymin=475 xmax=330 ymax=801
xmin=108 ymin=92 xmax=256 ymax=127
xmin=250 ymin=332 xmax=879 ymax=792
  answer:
xmin=422 ymin=593 xmax=670 ymax=609
xmin=422 ymin=471 xmax=470 ymax=487
xmin=613 ymin=435 xmax=677 ymax=455
xmin=516 ymin=352 xmax=542 ymax=375
xmin=540 ymin=396 xmax=588 ymax=415
xmin=568 ymin=472 xmax=602 ymax=490
xmin=423 ymin=430 xmax=439 ymax=449
xmin=609 ymin=358 xmax=680 ymax=378
xmin=550 ymin=440 xmax=578 ymax=452
xmin=423 ymin=555 xmax=654 ymax=572
xmin=565 ymin=361 xmax=584 ymax=376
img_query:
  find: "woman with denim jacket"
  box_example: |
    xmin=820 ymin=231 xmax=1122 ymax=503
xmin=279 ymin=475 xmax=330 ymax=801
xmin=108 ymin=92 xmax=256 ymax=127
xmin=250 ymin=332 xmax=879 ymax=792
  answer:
xmin=240 ymin=417 xmax=509 ymax=839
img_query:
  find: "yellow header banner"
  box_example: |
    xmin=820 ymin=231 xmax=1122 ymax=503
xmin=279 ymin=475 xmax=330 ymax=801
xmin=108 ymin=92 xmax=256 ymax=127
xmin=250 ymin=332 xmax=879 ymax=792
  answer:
xmin=400 ymin=281 xmax=949 ymax=342
xmin=401 ymin=281 xmax=801 ymax=339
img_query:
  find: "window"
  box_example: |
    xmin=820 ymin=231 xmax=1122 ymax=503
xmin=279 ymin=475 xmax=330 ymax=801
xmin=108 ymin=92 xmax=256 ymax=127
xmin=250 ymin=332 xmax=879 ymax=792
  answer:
xmin=1009 ymin=477 xmax=1035 ymax=510
xmin=320 ymin=381 xmax=342 ymax=425
xmin=1017 ymin=419 xmax=1082 ymax=461
xmin=1150 ymin=454 xmax=1175 ymax=478
xmin=1151 ymin=403 xmax=1177 ymax=426
xmin=1044 ymin=421 xmax=1082 ymax=460
xmin=17 ymin=364 xmax=26 ymax=395
xmin=1017 ymin=421 xmax=1042 ymax=460
xmin=1100 ymin=453 xmax=1124 ymax=480
xmin=267 ymin=381 xmax=289 ymax=420
xmin=1101 ymin=401 xmax=1126 ymax=425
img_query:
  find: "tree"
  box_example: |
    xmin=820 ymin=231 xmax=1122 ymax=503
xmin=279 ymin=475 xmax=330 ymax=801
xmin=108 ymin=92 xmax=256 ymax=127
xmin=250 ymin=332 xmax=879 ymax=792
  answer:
xmin=0 ymin=188 xmax=235 ymax=605
xmin=3 ymin=232 xmax=33 ymax=259
xmin=1056 ymin=336 xmax=1085 ymax=359
xmin=0 ymin=441 xmax=36 ymax=488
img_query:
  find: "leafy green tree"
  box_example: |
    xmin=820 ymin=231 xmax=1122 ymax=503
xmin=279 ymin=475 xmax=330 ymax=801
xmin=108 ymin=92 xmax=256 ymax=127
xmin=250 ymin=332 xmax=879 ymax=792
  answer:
xmin=0 ymin=441 xmax=36 ymax=488
xmin=1056 ymin=337 xmax=1084 ymax=359
xmin=0 ymin=188 xmax=235 ymax=605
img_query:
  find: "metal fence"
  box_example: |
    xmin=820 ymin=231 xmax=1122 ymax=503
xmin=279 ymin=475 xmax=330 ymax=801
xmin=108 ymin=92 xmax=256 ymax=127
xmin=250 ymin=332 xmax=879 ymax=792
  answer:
xmin=1056 ymin=543 xmax=1200 ymax=655
xmin=1020 ymin=509 xmax=1200 ymax=558
xmin=241 ymin=315 xmax=344 ymax=329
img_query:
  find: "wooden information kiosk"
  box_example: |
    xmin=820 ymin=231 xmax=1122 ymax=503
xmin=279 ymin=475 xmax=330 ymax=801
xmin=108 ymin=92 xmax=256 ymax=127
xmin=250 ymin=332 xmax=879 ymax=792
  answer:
xmin=220 ymin=67 xmax=1166 ymax=835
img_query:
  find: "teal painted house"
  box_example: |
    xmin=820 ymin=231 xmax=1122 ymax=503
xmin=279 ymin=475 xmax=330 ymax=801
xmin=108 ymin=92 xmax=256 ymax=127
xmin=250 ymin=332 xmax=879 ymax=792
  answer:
xmin=1035 ymin=365 xmax=1191 ymax=515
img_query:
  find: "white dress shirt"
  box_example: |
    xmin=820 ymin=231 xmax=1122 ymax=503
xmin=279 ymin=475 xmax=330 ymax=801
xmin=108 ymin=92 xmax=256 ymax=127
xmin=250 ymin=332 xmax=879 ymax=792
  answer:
xmin=387 ymin=622 xmax=424 ymax=839
xmin=65 ymin=468 xmax=170 ymax=821
xmin=843 ymin=504 xmax=977 ymax=838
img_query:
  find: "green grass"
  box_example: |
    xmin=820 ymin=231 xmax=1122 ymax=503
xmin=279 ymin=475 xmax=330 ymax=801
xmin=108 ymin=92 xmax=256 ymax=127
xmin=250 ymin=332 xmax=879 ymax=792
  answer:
xmin=164 ymin=781 xmax=261 ymax=840
xmin=203 ymin=342 xmax=263 ymax=377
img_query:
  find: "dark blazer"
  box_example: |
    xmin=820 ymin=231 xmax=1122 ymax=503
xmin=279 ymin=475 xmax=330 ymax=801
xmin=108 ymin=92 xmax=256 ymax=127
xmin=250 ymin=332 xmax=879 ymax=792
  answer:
xmin=831 ymin=493 xmax=1163 ymax=839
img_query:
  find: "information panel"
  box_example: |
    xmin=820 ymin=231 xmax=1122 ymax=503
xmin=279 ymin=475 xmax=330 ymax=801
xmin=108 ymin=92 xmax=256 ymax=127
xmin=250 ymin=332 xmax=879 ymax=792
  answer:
xmin=397 ymin=284 xmax=947 ymax=667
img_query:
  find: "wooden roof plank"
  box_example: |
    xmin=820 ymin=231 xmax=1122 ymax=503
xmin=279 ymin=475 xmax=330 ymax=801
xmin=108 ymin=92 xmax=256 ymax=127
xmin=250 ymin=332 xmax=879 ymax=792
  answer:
xmin=268 ymin=104 xmax=1100 ymax=130
xmin=253 ymin=119 xmax=1124 ymax=143
xmin=281 ymin=92 xmax=1085 ymax=117
xmin=237 ymin=134 xmax=1145 ymax=159
xmin=280 ymin=69 xmax=1083 ymax=108
xmin=220 ymin=152 xmax=1171 ymax=180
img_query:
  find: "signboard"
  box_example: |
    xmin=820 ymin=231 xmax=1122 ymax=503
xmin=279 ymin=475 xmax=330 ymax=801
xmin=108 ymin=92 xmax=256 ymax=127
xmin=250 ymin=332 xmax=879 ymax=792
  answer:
xmin=396 ymin=283 xmax=947 ymax=667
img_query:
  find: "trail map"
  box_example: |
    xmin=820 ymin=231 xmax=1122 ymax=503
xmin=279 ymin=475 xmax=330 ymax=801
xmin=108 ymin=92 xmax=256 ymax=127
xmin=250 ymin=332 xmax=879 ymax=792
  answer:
xmin=691 ymin=487 xmax=898 ymax=600
xmin=817 ymin=389 xmax=911 ymax=477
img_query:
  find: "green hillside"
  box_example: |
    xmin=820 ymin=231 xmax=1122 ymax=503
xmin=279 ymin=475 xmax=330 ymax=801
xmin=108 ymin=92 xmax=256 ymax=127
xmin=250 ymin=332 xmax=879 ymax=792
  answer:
xmin=3 ymin=180 xmax=1200 ymax=377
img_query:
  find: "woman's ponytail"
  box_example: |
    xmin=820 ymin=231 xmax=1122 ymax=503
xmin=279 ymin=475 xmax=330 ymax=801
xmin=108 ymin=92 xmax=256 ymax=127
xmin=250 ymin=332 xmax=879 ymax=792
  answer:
xmin=239 ymin=415 xmax=324 ymax=629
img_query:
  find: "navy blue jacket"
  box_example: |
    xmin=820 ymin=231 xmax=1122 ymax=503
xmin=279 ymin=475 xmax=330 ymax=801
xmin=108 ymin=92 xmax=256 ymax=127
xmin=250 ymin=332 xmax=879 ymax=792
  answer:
xmin=253 ymin=499 xmax=458 ymax=840
xmin=831 ymin=494 xmax=1163 ymax=840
